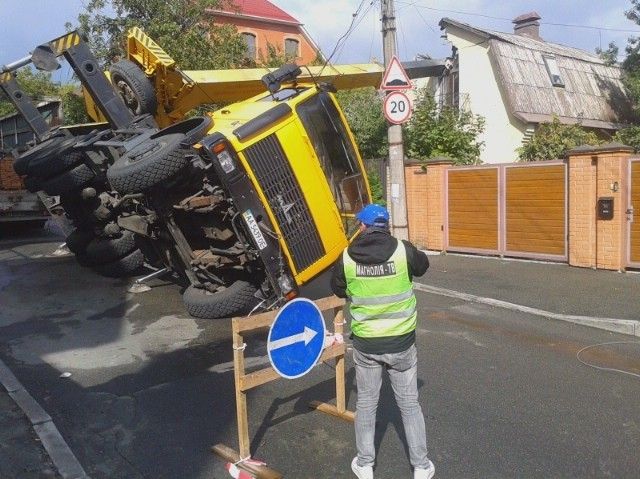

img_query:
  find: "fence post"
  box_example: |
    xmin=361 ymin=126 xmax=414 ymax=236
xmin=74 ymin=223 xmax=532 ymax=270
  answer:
xmin=567 ymin=143 xmax=633 ymax=271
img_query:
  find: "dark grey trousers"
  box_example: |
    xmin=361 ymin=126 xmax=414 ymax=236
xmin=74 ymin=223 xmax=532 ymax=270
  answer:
xmin=353 ymin=344 xmax=429 ymax=469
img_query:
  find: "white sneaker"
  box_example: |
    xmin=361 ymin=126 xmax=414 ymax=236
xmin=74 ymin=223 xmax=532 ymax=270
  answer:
xmin=414 ymin=460 xmax=435 ymax=479
xmin=351 ymin=457 xmax=373 ymax=479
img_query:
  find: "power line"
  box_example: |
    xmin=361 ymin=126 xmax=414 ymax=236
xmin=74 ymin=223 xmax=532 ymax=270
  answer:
xmin=333 ymin=1 xmax=377 ymax=62
xmin=395 ymin=0 xmax=640 ymax=34
xmin=319 ymin=0 xmax=370 ymax=74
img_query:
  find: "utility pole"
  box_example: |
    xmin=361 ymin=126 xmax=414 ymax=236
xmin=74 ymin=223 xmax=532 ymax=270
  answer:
xmin=381 ymin=0 xmax=409 ymax=240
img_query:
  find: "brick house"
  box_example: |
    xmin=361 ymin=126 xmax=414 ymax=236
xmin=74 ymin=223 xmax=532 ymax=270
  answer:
xmin=208 ymin=0 xmax=321 ymax=65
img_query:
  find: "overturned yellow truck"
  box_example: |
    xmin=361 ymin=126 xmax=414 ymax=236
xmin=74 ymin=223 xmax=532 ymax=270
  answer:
xmin=2 ymin=29 xmax=435 ymax=318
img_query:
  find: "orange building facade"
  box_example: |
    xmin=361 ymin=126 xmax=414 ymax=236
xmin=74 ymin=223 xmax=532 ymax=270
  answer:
xmin=210 ymin=0 xmax=320 ymax=65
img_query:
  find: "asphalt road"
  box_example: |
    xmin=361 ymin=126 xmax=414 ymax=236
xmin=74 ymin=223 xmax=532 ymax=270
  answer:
xmin=1 ymin=232 xmax=639 ymax=478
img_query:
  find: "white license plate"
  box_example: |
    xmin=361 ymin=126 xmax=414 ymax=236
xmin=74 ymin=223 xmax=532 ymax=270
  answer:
xmin=242 ymin=209 xmax=268 ymax=250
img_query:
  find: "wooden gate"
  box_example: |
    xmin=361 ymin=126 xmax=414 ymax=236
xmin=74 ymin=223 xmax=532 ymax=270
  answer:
xmin=446 ymin=161 xmax=567 ymax=260
xmin=504 ymin=163 xmax=566 ymax=258
xmin=628 ymin=158 xmax=640 ymax=267
xmin=446 ymin=166 xmax=499 ymax=253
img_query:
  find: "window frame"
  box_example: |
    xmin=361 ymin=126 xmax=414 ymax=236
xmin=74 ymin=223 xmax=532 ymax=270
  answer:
xmin=284 ymin=38 xmax=300 ymax=59
xmin=241 ymin=32 xmax=257 ymax=60
xmin=542 ymin=55 xmax=565 ymax=88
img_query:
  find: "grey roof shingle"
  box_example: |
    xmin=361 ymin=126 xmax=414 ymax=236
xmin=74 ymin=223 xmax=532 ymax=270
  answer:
xmin=440 ymin=17 xmax=633 ymax=128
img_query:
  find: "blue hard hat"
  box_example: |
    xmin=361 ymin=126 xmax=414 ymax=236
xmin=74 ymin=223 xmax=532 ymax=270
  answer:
xmin=356 ymin=204 xmax=389 ymax=226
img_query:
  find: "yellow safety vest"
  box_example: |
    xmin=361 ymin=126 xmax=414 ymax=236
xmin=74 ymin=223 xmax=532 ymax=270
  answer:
xmin=343 ymin=241 xmax=417 ymax=338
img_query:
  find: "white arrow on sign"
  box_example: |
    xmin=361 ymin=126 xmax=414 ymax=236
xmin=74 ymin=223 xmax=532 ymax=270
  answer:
xmin=268 ymin=326 xmax=318 ymax=351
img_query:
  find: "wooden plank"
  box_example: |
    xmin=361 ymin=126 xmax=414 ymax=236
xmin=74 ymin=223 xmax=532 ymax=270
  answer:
xmin=232 ymin=309 xmax=278 ymax=333
xmin=314 ymin=296 xmax=346 ymax=311
xmin=333 ymin=310 xmax=346 ymax=413
xmin=232 ymin=297 xmax=344 ymax=333
xmin=232 ymin=330 xmax=251 ymax=458
xmin=211 ymin=444 xmax=283 ymax=479
xmin=240 ymin=344 xmax=346 ymax=392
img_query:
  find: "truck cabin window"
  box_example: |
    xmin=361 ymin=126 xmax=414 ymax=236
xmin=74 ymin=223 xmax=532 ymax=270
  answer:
xmin=296 ymin=92 xmax=369 ymax=225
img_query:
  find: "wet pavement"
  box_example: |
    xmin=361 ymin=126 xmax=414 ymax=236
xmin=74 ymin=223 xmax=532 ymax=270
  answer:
xmin=1 ymin=227 xmax=639 ymax=478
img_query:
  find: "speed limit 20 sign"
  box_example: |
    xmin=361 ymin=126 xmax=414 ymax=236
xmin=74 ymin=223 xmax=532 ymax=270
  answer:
xmin=383 ymin=91 xmax=412 ymax=124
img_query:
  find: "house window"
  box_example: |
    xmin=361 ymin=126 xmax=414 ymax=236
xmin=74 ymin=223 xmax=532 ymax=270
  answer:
xmin=543 ymin=55 xmax=564 ymax=87
xmin=242 ymin=32 xmax=256 ymax=60
xmin=285 ymin=38 xmax=299 ymax=59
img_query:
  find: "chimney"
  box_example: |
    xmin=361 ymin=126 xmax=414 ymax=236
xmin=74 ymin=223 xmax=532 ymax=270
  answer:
xmin=512 ymin=12 xmax=542 ymax=40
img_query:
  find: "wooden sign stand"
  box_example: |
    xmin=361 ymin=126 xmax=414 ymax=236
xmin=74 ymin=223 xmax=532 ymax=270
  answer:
xmin=212 ymin=296 xmax=354 ymax=478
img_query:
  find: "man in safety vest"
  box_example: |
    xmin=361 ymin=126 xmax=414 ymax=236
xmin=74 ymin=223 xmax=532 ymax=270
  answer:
xmin=331 ymin=204 xmax=434 ymax=479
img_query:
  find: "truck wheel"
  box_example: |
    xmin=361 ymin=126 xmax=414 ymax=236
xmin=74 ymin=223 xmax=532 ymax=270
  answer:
xmin=109 ymin=59 xmax=157 ymax=116
xmin=13 ymin=136 xmax=72 ymax=176
xmin=83 ymin=230 xmax=137 ymax=264
xmin=182 ymin=281 xmax=258 ymax=319
xmin=93 ymin=248 xmax=144 ymax=278
xmin=106 ymin=133 xmax=188 ymax=194
xmin=28 ymin=149 xmax=86 ymax=179
xmin=41 ymin=163 xmax=96 ymax=196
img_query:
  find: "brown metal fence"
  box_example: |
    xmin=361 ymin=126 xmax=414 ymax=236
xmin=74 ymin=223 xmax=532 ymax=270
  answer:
xmin=445 ymin=161 xmax=567 ymax=261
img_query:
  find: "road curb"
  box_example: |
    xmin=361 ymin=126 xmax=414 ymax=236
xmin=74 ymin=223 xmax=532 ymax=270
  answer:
xmin=0 ymin=358 xmax=90 ymax=479
xmin=414 ymin=283 xmax=640 ymax=337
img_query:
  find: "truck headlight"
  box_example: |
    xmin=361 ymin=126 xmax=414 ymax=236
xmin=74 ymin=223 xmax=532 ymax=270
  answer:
xmin=278 ymin=274 xmax=298 ymax=300
xmin=212 ymin=142 xmax=236 ymax=173
xmin=216 ymin=149 xmax=236 ymax=173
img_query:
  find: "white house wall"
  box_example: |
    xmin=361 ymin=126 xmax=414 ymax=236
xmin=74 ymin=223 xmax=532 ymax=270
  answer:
xmin=447 ymin=28 xmax=525 ymax=164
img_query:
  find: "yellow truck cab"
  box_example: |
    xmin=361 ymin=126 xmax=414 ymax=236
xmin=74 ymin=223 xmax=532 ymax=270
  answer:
xmin=201 ymin=76 xmax=370 ymax=297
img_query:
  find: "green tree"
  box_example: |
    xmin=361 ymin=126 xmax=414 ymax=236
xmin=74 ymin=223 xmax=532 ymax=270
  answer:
xmin=613 ymin=125 xmax=640 ymax=151
xmin=596 ymin=42 xmax=619 ymax=66
xmin=366 ymin=166 xmax=386 ymax=206
xmin=0 ymin=69 xmax=60 ymax=117
xmin=0 ymin=69 xmax=90 ymax=125
xmin=59 ymin=85 xmax=90 ymax=124
xmin=405 ymin=87 xmax=485 ymax=165
xmin=518 ymin=117 xmax=601 ymax=161
xmin=335 ymin=87 xmax=387 ymax=160
xmin=74 ymin=0 xmax=245 ymax=69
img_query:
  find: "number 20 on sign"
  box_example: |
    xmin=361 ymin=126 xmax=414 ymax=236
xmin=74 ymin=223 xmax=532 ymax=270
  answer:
xmin=383 ymin=91 xmax=412 ymax=125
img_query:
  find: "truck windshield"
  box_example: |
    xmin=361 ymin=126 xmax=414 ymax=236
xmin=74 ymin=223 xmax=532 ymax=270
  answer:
xmin=296 ymin=92 xmax=369 ymax=224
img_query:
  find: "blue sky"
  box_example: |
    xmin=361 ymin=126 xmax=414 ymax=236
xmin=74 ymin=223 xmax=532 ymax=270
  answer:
xmin=2 ymin=0 xmax=639 ymax=76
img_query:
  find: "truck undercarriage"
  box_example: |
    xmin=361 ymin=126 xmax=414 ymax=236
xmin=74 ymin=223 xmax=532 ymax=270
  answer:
xmin=1 ymin=29 xmax=378 ymax=318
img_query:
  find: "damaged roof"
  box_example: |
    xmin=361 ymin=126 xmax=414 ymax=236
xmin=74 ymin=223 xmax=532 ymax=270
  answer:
xmin=440 ymin=17 xmax=633 ymax=129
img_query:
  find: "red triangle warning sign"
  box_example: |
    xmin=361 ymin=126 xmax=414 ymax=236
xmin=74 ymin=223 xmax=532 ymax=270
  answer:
xmin=380 ymin=55 xmax=411 ymax=90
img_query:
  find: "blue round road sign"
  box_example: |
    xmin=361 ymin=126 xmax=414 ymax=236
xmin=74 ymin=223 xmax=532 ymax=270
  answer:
xmin=267 ymin=298 xmax=326 ymax=379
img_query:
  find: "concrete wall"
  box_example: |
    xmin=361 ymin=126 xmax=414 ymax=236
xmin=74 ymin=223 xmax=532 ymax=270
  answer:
xmin=445 ymin=27 xmax=526 ymax=164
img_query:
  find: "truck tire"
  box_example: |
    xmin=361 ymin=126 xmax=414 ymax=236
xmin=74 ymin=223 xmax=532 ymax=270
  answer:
xmin=155 ymin=116 xmax=213 ymax=146
xmin=41 ymin=163 xmax=96 ymax=196
xmin=28 ymin=149 xmax=86 ymax=179
xmin=23 ymin=176 xmax=42 ymax=193
xmin=109 ymin=59 xmax=157 ymax=116
xmin=83 ymin=230 xmax=137 ymax=264
xmin=65 ymin=229 xmax=94 ymax=254
xmin=183 ymin=281 xmax=258 ymax=319
xmin=13 ymin=136 xmax=71 ymax=176
xmin=93 ymin=248 xmax=144 ymax=278
xmin=106 ymin=133 xmax=188 ymax=194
